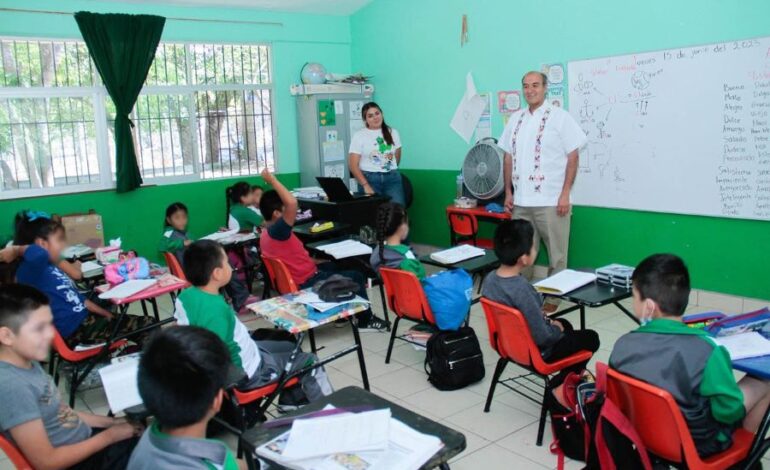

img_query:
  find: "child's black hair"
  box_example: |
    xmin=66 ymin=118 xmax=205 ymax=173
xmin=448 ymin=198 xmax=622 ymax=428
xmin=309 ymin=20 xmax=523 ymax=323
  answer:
xmin=13 ymin=210 xmax=64 ymax=245
xmin=225 ymin=181 xmax=251 ymax=225
xmin=375 ymin=202 xmax=408 ymax=263
xmin=164 ymin=202 xmax=188 ymax=228
xmin=138 ymin=326 xmax=230 ymax=428
xmin=182 ymin=240 xmax=227 ymax=287
xmin=0 ymin=284 xmax=50 ymax=333
xmin=632 ymin=254 xmax=691 ymax=316
xmin=259 ymin=190 xmax=283 ymax=223
xmin=493 ymin=219 xmax=535 ymax=266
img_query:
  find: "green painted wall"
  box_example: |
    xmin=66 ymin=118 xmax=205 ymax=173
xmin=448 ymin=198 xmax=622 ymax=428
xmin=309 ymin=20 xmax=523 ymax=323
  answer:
xmin=0 ymin=174 xmax=300 ymax=262
xmin=0 ymin=0 xmax=347 ymax=260
xmin=356 ymin=1 xmax=770 ymax=300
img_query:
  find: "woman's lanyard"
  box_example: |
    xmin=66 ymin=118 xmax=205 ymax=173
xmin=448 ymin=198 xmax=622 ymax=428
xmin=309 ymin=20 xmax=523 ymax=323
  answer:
xmin=510 ymin=108 xmax=551 ymax=194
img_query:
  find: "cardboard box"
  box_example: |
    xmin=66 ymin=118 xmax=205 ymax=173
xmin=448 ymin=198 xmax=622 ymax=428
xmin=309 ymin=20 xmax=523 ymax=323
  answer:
xmin=61 ymin=212 xmax=104 ymax=249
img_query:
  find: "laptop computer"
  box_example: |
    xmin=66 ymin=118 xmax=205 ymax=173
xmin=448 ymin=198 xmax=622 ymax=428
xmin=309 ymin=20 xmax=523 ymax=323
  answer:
xmin=316 ymin=177 xmax=369 ymax=203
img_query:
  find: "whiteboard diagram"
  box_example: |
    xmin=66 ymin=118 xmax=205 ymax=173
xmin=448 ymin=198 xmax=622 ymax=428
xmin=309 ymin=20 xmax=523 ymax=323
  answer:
xmin=568 ymin=37 xmax=770 ymax=221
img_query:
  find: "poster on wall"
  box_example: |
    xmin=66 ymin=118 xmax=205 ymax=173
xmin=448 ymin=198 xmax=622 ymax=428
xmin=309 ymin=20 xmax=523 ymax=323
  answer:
xmin=541 ymin=62 xmax=568 ymax=109
xmin=547 ymin=86 xmax=564 ymax=108
xmin=497 ymin=90 xmax=521 ymax=114
xmin=475 ymin=92 xmax=492 ymax=140
xmin=318 ymin=100 xmax=336 ymax=126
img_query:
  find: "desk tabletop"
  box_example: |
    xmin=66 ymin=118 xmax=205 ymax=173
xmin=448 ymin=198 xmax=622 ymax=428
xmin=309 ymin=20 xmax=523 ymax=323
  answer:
xmin=247 ymin=290 xmax=369 ymax=334
xmin=420 ymin=249 xmax=500 ymax=274
xmin=548 ymin=281 xmax=632 ymax=306
xmin=446 ymin=204 xmax=511 ymax=220
xmin=96 ymin=274 xmax=188 ymax=305
xmin=293 ymin=221 xmax=352 ymax=239
xmin=243 ymin=386 xmax=466 ymax=469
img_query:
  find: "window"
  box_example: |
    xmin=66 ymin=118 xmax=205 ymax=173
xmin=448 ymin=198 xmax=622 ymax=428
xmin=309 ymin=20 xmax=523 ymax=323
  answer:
xmin=1 ymin=38 xmax=275 ymax=198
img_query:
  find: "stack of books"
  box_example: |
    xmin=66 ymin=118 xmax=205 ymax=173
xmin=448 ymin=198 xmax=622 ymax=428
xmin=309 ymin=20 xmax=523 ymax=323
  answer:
xmin=595 ymin=264 xmax=634 ymax=288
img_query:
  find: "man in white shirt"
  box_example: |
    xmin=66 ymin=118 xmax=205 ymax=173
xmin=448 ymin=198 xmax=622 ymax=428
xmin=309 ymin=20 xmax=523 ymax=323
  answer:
xmin=499 ymin=71 xmax=587 ymax=293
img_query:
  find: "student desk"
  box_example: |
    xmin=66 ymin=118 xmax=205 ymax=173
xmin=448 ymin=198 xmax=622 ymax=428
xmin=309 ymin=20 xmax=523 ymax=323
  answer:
xmin=242 ymin=386 xmax=467 ymax=470
xmin=293 ymin=221 xmax=352 ymax=241
xmin=298 ymin=195 xmax=389 ymax=232
xmin=247 ymin=291 xmax=371 ymax=411
xmin=419 ymin=249 xmax=501 ymax=299
xmin=95 ymin=274 xmax=189 ymax=322
xmin=446 ymin=205 xmax=511 ymax=222
xmin=548 ymin=282 xmax=635 ymax=330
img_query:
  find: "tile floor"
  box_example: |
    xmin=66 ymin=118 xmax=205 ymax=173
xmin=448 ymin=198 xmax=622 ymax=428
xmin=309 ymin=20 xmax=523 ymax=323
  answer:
xmin=1 ymin=278 xmax=768 ymax=469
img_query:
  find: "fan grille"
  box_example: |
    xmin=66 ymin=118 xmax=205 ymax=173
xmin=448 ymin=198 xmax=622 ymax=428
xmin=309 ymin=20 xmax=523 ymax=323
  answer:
xmin=462 ymin=140 xmax=504 ymax=200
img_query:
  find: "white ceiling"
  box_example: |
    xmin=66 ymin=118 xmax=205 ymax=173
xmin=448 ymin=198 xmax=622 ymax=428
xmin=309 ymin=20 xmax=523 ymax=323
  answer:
xmin=99 ymin=0 xmax=372 ymax=15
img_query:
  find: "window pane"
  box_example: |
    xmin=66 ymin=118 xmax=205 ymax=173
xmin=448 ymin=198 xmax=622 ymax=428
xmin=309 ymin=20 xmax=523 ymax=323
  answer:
xmin=106 ymin=95 xmax=195 ymax=179
xmin=196 ymin=89 xmax=274 ymax=179
xmin=190 ymin=44 xmax=271 ymax=85
xmin=145 ymin=43 xmax=188 ymax=86
xmin=0 ymin=39 xmax=96 ymax=87
xmin=0 ymin=97 xmax=99 ymax=190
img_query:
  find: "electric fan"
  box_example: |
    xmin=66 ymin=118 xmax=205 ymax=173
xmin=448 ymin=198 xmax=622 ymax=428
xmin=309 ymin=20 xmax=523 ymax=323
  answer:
xmin=461 ymin=137 xmax=505 ymax=201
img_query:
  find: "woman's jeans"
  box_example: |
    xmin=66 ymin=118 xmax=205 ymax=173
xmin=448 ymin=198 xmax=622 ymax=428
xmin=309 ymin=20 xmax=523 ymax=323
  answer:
xmin=359 ymin=170 xmax=405 ymax=206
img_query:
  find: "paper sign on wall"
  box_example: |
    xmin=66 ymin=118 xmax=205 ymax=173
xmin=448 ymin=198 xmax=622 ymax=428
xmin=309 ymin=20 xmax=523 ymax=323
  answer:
xmin=450 ymin=72 xmax=487 ymax=143
xmin=542 ymin=63 xmax=566 ymax=85
xmin=475 ymin=92 xmax=492 ymax=140
xmin=318 ymin=100 xmax=336 ymax=126
xmin=334 ymin=100 xmax=344 ymax=115
xmin=498 ymin=90 xmax=521 ymax=114
xmin=324 ymin=163 xmax=345 ymax=178
xmin=349 ymin=100 xmax=364 ymax=119
xmin=322 ymin=140 xmax=345 ymax=162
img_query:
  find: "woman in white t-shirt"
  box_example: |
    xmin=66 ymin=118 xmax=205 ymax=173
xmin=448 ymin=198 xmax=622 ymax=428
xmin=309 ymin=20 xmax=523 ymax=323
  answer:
xmin=348 ymin=102 xmax=405 ymax=206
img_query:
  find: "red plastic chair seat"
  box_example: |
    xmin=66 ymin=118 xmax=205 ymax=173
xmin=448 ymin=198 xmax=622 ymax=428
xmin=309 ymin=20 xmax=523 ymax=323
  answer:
xmin=536 ymin=350 xmax=593 ymax=376
xmin=0 ymin=434 xmax=32 ymax=470
xmin=606 ymin=366 xmax=755 ymax=470
xmin=232 ymin=377 xmax=300 ymax=405
xmin=53 ymin=331 xmax=128 ymax=363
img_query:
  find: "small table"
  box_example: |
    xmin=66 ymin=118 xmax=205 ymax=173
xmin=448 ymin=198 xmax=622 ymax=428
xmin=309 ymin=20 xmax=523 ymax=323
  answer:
xmin=96 ymin=274 xmax=189 ymax=321
xmin=247 ymin=291 xmax=371 ymax=403
xmin=549 ymin=281 xmax=635 ymax=330
xmin=420 ymin=250 xmax=501 ymax=299
xmin=242 ymin=386 xmax=467 ymax=470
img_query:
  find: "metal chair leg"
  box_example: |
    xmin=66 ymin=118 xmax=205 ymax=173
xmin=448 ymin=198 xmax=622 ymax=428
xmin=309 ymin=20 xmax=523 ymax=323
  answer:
xmin=385 ymin=317 xmax=401 ymax=364
xmin=536 ymin=376 xmax=550 ymax=446
xmin=484 ymin=358 xmax=508 ymax=412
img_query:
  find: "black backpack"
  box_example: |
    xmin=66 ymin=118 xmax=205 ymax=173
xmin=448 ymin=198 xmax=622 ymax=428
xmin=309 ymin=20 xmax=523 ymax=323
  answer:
xmin=424 ymin=326 xmax=484 ymax=390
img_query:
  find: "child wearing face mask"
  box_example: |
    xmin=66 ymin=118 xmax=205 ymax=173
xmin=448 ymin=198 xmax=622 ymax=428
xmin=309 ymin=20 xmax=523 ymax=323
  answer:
xmin=610 ymin=254 xmax=770 ymax=458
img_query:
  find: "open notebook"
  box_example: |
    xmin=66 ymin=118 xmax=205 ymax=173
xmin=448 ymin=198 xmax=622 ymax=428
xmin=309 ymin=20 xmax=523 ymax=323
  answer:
xmin=533 ymin=269 xmax=597 ymax=295
xmin=714 ymin=332 xmax=770 ymax=360
xmin=98 ymin=355 xmax=142 ymax=413
xmin=429 ymin=245 xmax=485 ymax=265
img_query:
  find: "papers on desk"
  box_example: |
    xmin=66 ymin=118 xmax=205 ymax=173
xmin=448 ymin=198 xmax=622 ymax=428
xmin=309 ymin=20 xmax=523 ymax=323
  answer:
xmin=533 ymin=269 xmax=597 ymax=295
xmin=98 ymin=279 xmax=157 ymax=300
xmin=429 ymin=245 xmax=485 ymax=265
xmin=62 ymin=244 xmax=94 ymax=259
xmin=316 ymin=239 xmax=373 ymax=259
xmin=293 ymin=186 xmax=326 ymax=200
xmin=200 ymin=229 xmax=238 ymax=241
xmin=292 ymin=291 xmax=369 ymax=313
xmin=81 ymin=260 xmax=104 ymax=278
xmin=98 ymin=355 xmax=142 ymax=413
xmin=257 ymin=406 xmax=443 ymax=470
xmin=714 ymin=332 xmax=770 ymax=360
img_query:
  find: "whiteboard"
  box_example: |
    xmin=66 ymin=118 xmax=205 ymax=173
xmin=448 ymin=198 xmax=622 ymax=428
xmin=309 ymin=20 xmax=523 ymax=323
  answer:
xmin=567 ymin=37 xmax=770 ymax=221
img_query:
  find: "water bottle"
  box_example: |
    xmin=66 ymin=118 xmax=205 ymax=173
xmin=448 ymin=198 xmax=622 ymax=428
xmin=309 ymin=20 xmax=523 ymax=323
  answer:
xmin=456 ymin=173 xmax=464 ymax=198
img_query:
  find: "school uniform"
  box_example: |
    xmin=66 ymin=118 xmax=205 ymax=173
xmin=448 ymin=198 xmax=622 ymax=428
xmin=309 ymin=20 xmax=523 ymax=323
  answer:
xmin=610 ymin=318 xmax=745 ymax=457
xmin=370 ymin=244 xmax=425 ymax=279
xmin=228 ymin=203 xmax=263 ymax=232
xmin=127 ymin=422 xmax=238 ymax=470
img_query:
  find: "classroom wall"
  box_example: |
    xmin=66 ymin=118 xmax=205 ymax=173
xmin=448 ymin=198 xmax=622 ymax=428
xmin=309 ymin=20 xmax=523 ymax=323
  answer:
xmin=0 ymin=0 xmax=351 ymax=259
xmin=351 ymin=0 xmax=770 ymax=301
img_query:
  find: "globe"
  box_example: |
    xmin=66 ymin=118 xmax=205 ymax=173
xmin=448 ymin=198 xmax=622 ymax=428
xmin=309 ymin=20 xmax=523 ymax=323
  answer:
xmin=301 ymin=63 xmax=327 ymax=85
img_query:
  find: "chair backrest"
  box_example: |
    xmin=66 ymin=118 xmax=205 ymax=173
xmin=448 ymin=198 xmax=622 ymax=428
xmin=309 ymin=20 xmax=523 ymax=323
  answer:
xmin=163 ymin=252 xmax=187 ymax=281
xmin=52 ymin=329 xmax=80 ymax=363
xmin=0 ymin=434 xmax=33 ymax=470
xmin=447 ymin=210 xmax=479 ymax=238
xmin=262 ymin=256 xmax=299 ymax=295
xmin=606 ymin=366 xmax=697 ymax=464
xmin=480 ymin=297 xmax=542 ymax=368
xmin=379 ymin=267 xmax=435 ymax=324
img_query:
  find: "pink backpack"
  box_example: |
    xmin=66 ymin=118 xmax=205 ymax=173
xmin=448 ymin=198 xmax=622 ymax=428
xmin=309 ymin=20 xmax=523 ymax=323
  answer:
xmin=104 ymin=251 xmax=150 ymax=286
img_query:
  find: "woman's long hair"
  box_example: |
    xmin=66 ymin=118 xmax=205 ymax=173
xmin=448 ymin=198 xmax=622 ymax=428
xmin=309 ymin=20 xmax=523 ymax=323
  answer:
xmin=361 ymin=102 xmax=394 ymax=146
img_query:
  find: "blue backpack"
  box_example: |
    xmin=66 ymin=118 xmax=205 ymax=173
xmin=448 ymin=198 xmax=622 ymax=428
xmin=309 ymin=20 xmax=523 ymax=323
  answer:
xmin=422 ymin=269 xmax=473 ymax=331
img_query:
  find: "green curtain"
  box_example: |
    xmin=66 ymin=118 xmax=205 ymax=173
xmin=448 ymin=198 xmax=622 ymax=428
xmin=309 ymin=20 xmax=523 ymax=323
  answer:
xmin=75 ymin=12 xmax=165 ymax=193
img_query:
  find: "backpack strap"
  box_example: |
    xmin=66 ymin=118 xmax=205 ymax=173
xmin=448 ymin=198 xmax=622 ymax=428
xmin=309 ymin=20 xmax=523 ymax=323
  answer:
xmin=550 ymin=440 xmax=566 ymax=470
xmin=594 ymin=366 xmax=653 ymax=470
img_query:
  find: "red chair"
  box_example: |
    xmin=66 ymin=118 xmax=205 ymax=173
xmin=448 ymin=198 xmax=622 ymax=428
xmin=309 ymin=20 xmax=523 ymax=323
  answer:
xmin=229 ymin=376 xmax=300 ymax=457
xmin=163 ymin=252 xmax=187 ymax=282
xmin=379 ymin=267 xmax=439 ymax=364
xmin=50 ymin=329 xmax=128 ymax=408
xmin=0 ymin=434 xmax=33 ymax=469
xmin=480 ymin=298 xmax=593 ymax=446
xmin=261 ymin=256 xmax=299 ymax=296
xmin=447 ymin=209 xmax=494 ymax=249
xmin=606 ymin=366 xmax=760 ymax=469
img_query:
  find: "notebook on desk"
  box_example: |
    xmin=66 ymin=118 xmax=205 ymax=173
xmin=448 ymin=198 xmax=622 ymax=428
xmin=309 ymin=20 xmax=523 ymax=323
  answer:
xmin=429 ymin=245 xmax=485 ymax=265
xmin=533 ymin=269 xmax=597 ymax=295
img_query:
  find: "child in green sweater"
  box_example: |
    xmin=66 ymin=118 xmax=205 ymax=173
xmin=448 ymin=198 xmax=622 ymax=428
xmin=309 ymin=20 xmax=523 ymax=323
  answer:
xmin=226 ymin=181 xmax=264 ymax=232
xmin=370 ymin=202 xmax=425 ymax=279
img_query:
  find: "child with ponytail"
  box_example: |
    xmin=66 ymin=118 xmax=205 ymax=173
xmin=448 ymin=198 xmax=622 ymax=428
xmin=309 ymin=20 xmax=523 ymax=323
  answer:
xmin=370 ymin=202 xmax=425 ymax=279
xmin=226 ymin=181 xmax=263 ymax=232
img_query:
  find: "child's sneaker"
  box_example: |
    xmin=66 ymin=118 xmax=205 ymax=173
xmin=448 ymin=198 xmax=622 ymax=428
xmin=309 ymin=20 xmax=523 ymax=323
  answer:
xmin=358 ymin=316 xmax=388 ymax=332
xmin=277 ymin=387 xmax=309 ymax=411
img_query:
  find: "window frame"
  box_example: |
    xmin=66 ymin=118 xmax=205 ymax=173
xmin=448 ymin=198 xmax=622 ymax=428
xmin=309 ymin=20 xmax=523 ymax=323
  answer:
xmin=0 ymin=36 xmax=278 ymax=200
